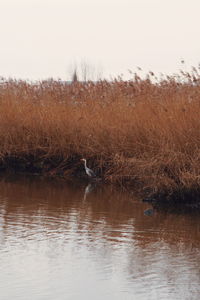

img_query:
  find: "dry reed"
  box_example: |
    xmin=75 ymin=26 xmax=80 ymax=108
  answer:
xmin=0 ymin=71 xmax=200 ymax=199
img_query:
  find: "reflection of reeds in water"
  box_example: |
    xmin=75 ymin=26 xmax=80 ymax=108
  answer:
xmin=0 ymin=72 xmax=200 ymax=197
xmin=0 ymin=174 xmax=199 ymax=247
xmin=0 ymin=177 xmax=199 ymax=300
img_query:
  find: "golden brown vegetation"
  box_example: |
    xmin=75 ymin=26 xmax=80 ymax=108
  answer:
xmin=0 ymin=71 xmax=200 ymax=199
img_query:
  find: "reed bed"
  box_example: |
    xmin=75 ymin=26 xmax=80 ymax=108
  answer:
xmin=0 ymin=71 xmax=200 ymax=200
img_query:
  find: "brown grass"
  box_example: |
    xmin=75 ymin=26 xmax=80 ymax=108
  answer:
xmin=0 ymin=71 xmax=200 ymax=199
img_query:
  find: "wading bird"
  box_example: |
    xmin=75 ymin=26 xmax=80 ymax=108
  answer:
xmin=80 ymin=158 xmax=96 ymax=178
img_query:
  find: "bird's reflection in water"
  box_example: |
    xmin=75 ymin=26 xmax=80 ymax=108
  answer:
xmin=83 ymin=182 xmax=96 ymax=201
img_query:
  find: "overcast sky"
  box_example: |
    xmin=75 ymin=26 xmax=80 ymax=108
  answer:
xmin=0 ymin=0 xmax=200 ymax=80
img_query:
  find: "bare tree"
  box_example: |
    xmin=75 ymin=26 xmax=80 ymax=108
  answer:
xmin=67 ymin=60 xmax=103 ymax=82
xmin=81 ymin=61 xmax=95 ymax=82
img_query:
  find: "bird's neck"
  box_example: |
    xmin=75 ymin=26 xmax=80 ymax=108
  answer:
xmin=84 ymin=160 xmax=87 ymax=169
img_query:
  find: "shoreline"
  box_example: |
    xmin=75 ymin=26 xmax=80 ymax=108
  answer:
xmin=1 ymin=154 xmax=200 ymax=206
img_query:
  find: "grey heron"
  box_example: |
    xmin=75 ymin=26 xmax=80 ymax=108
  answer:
xmin=80 ymin=158 xmax=96 ymax=178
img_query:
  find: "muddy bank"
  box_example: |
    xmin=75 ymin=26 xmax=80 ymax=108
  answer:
xmin=1 ymin=154 xmax=200 ymax=206
xmin=0 ymin=155 xmax=84 ymax=177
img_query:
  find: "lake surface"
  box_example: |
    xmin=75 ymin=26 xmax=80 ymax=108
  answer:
xmin=0 ymin=174 xmax=200 ymax=300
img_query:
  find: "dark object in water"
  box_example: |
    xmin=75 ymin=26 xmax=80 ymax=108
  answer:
xmin=144 ymin=208 xmax=154 ymax=216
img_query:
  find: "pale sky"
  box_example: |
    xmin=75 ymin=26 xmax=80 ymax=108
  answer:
xmin=0 ymin=0 xmax=200 ymax=80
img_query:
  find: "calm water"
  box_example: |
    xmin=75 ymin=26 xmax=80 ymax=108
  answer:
xmin=0 ymin=175 xmax=200 ymax=300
